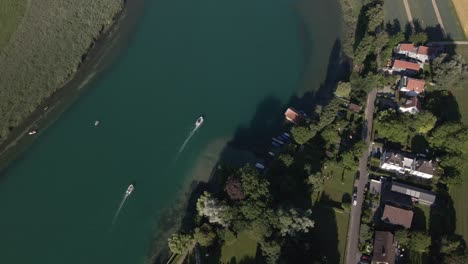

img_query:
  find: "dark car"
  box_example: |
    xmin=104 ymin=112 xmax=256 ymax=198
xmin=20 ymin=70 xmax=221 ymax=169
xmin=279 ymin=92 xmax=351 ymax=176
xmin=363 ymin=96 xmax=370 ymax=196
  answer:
xmin=359 ymin=254 xmax=370 ymax=264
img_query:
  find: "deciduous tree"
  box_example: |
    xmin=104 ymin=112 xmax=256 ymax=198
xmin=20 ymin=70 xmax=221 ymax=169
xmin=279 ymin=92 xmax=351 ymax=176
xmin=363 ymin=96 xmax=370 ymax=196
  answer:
xmin=432 ymin=54 xmax=468 ymax=89
xmin=168 ymin=233 xmax=194 ymax=254
xmin=196 ymin=192 xmax=234 ymax=227
xmin=194 ymin=223 xmax=216 ymax=247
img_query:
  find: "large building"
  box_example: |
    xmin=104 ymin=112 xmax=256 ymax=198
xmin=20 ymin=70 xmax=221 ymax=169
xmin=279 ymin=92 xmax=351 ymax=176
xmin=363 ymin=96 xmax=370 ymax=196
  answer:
xmin=395 ymin=43 xmax=436 ymax=62
xmin=381 ymin=204 xmax=414 ymax=228
xmin=380 ymin=151 xmax=436 ymax=179
xmin=372 ymin=231 xmax=396 ymax=264
xmin=391 ymin=60 xmax=421 ymax=75
xmin=391 ymin=181 xmax=436 ymax=205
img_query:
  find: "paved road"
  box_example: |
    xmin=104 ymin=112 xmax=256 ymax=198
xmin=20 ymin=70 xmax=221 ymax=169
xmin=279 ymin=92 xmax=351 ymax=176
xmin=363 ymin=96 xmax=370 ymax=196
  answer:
xmin=344 ymin=89 xmax=377 ymax=264
xmin=429 ymin=41 xmax=468 ymax=45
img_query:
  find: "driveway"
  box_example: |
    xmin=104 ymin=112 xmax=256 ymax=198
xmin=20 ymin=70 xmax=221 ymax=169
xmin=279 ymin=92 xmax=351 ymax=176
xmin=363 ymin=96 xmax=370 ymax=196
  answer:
xmin=344 ymin=89 xmax=377 ymax=264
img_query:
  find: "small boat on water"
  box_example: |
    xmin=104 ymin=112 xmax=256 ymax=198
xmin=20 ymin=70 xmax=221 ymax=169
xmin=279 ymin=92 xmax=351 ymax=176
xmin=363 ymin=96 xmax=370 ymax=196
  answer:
xmin=126 ymin=184 xmax=134 ymax=195
xmin=28 ymin=130 xmax=38 ymax=135
xmin=94 ymin=120 xmax=100 ymax=127
xmin=195 ymin=116 xmax=204 ymax=128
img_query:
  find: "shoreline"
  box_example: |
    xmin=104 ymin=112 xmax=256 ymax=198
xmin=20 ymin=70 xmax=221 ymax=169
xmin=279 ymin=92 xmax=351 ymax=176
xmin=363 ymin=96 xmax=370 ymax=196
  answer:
xmin=0 ymin=0 xmax=144 ymax=174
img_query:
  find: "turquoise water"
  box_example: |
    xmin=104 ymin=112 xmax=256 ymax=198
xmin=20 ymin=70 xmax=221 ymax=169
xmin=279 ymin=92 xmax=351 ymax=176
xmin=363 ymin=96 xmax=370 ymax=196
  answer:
xmin=0 ymin=0 xmax=341 ymax=263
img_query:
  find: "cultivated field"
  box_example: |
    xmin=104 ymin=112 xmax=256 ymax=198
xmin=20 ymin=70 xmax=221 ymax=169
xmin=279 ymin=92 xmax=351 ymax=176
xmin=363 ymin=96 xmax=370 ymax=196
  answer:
xmin=0 ymin=0 xmax=27 ymax=51
xmin=383 ymin=0 xmax=409 ymax=28
xmin=384 ymin=0 xmax=465 ymax=40
xmin=435 ymin=0 xmax=465 ymax=39
xmin=452 ymin=0 xmax=468 ymax=37
xmin=408 ymin=0 xmax=439 ymax=29
xmin=0 ymin=0 xmax=123 ymax=143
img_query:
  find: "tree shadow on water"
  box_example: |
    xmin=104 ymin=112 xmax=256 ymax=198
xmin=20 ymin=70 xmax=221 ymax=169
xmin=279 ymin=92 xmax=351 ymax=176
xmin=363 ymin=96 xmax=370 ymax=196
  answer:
xmin=151 ymin=38 xmax=349 ymax=263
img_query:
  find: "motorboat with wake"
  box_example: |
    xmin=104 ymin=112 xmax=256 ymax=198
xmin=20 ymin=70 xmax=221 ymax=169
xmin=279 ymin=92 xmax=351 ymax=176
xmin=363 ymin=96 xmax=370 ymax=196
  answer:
xmin=125 ymin=184 xmax=134 ymax=196
xmin=195 ymin=115 xmax=204 ymax=128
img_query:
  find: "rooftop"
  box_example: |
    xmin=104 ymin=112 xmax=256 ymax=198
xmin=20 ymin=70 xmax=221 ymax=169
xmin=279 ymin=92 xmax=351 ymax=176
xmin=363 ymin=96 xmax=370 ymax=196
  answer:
xmin=391 ymin=181 xmax=436 ymax=205
xmin=401 ymin=96 xmax=421 ymax=110
xmin=284 ymin=107 xmax=302 ymax=125
xmin=392 ymin=60 xmax=421 ymax=72
xmin=381 ymin=204 xmax=414 ymax=228
xmin=372 ymin=231 xmax=396 ymax=264
xmin=417 ymin=46 xmax=434 ymax=56
xmin=348 ymin=103 xmax=361 ymax=113
xmin=404 ymin=77 xmax=426 ymax=93
xmin=398 ymin=43 xmax=416 ymax=52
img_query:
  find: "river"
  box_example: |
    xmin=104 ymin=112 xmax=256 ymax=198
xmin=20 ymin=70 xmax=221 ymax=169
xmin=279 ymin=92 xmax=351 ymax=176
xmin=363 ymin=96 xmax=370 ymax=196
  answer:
xmin=0 ymin=0 xmax=341 ymax=263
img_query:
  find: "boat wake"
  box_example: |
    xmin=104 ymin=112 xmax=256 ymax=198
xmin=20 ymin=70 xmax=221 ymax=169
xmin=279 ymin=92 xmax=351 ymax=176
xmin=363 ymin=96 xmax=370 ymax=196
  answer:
xmin=111 ymin=184 xmax=134 ymax=226
xmin=174 ymin=116 xmax=204 ymax=160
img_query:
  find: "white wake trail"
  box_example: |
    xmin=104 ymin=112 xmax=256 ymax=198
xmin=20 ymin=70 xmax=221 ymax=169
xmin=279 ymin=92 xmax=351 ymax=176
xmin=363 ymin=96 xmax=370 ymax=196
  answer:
xmin=111 ymin=194 xmax=129 ymax=225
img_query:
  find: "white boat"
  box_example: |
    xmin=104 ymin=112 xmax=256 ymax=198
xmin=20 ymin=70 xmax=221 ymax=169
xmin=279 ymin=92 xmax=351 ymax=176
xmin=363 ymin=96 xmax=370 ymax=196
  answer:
xmin=195 ymin=116 xmax=204 ymax=127
xmin=28 ymin=130 xmax=37 ymax=135
xmin=94 ymin=120 xmax=100 ymax=126
xmin=126 ymin=184 xmax=134 ymax=195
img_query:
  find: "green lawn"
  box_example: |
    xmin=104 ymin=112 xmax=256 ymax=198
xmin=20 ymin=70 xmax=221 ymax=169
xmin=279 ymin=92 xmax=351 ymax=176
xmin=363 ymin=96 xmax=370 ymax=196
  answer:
xmin=449 ymin=76 xmax=468 ymax=246
xmin=0 ymin=0 xmax=27 ymax=51
xmin=335 ymin=210 xmax=351 ymax=263
xmin=315 ymin=161 xmax=354 ymax=263
xmin=383 ymin=0 xmax=409 ymax=28
xmin=321 ymin=162 xmax=355 ymax=205
xmin=412 ymin=204 xmax=430 ymax=231
xmin=220 ymin=231 xmax=258 ymax=263
xmin=435 ymin=0 xmax=466 ymax=39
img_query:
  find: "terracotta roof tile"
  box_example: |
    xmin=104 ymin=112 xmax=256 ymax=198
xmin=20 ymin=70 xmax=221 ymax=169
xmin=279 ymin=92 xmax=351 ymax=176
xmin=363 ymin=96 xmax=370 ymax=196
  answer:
xmin=393 ymin=60 xmax=421 ymax=71
xmin=406 ymin=78 xmax=426 ymax=93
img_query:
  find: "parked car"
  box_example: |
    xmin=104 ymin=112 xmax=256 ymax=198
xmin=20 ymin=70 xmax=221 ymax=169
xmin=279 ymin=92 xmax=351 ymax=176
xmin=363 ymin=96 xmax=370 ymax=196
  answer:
xmin=359 ymin=254 xmax=370 ymax=264
xmin=353 ymin=193 xmax=357 ymax=206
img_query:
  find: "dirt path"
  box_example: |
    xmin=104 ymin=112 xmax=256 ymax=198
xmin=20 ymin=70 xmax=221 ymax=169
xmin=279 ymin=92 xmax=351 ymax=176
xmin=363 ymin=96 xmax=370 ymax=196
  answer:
xmin=403 ymin=0 xmax=415 ymax=32
xmin=431 ymin=0 xmax=447 ymax=38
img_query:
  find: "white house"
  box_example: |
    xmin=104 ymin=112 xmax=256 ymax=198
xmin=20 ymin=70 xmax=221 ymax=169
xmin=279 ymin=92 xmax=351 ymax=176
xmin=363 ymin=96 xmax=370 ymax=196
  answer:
xmin=380 ymin=151 xmax=435 ymax=179
xmin=399 ymin=96 xmax=421 ymax=114
xmin=395 ymin=43 xmax=436 ymax=62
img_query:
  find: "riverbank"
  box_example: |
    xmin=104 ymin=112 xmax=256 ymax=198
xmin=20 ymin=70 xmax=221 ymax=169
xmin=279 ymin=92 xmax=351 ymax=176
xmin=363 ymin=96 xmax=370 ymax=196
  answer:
xmin=0 ymin=0 xmax=142 ymax=174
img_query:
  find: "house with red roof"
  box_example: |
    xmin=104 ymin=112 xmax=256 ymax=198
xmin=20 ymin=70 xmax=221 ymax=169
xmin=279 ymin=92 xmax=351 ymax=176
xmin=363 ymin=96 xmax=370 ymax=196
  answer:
xmin=395 ymin=43 xmax=417 ymax=56
xmin=399 ymin=76 xmax=426 ymax=95
xmin=284 ymin=107 xmax=304 ymax=125
xmin=391 ymin=60 xmax=421 ymax=75
xmin=395 ymin=43 xmax=436 ymax=62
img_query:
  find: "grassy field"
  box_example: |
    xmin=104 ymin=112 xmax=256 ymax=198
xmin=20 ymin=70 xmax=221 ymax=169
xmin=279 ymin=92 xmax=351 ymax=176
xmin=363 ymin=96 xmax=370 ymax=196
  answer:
xmin=314 ymin=161 xmax=354 ymax=263
xmin=321 ymin=162 xmax=355 ymax=205
xmin=383 ymin=0 xmax=409 ymax=28
xmin=447 ymin=46 xmax=468 ymax=246
xmin=0 ymin=0 xmax=27 ymax=51
xmin=451 ymin=0 xmax=468 ymax=37
xmin=0 ymin=0 xmax=123 ymax=143
xmin=413 ymin=204 xmax=430 ymax=231
xmin=220 ymin=231 xmax=259 ymax=263
xmin=435 ymin=0 xmax=465 ymax=39
xmin=408 ymin=0 xmax=439 ymax=29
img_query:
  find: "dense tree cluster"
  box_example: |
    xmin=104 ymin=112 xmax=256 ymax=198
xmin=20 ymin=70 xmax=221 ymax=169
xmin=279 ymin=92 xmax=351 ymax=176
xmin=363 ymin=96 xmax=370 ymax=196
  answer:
xmin=170 ymin=164 xmax=315 ymax=263
xmin=431 ymin=54 xmax=468 ymax=89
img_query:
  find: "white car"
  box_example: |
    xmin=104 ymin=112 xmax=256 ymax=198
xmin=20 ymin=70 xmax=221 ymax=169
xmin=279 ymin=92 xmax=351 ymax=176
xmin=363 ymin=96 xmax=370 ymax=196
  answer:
xmin=353 ymin=193 xmax=358 ymax=206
